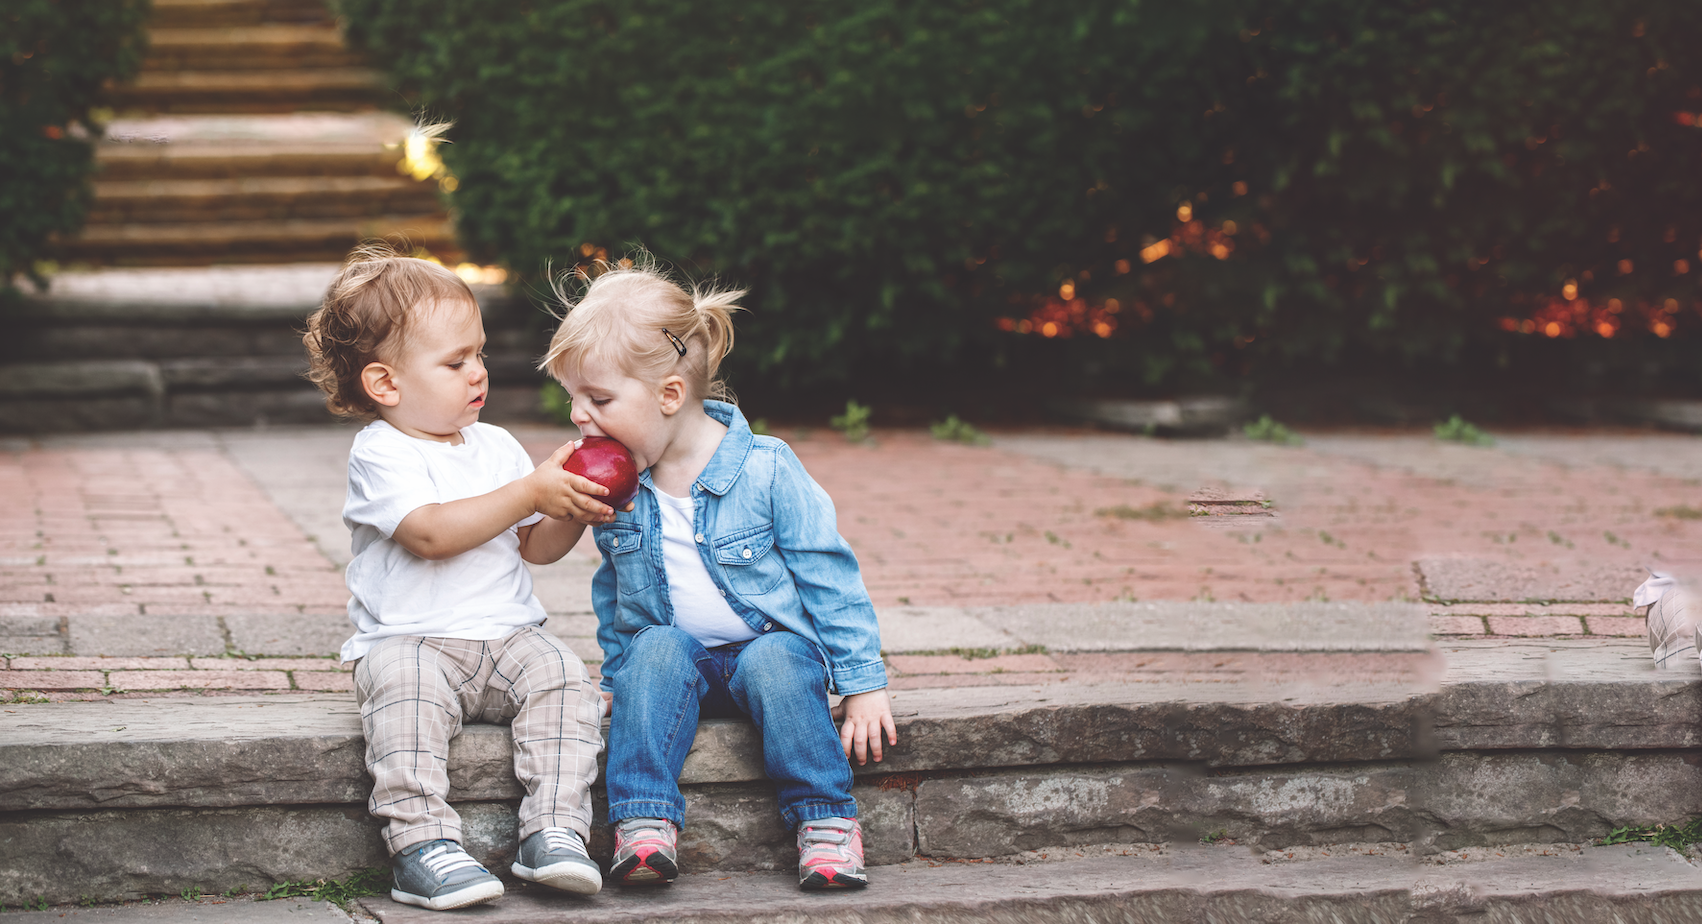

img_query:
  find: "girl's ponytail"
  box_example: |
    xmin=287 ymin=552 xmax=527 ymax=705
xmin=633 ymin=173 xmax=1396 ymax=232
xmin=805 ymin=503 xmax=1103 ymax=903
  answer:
xmin=691 ymin=285 xmax=743 ymax=401
xmin=540 ymin=253 xmax=746 ymax=403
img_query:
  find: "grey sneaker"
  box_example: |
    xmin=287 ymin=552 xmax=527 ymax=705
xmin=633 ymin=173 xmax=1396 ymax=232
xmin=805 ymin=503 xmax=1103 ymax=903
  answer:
xmin=391 ymin=839 xmax=504 ymax=910
xmin=512 ymin=826 xmax=602 ymax=895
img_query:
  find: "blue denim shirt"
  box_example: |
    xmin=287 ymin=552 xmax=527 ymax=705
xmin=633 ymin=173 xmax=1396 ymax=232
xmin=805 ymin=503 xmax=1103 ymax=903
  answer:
xmin=590 ymin=401 xmax=888 ymax=696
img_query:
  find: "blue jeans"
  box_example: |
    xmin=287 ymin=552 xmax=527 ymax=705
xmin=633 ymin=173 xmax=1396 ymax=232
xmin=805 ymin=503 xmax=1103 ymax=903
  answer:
xmin=605 ymin=625 xmax=856 ymax=830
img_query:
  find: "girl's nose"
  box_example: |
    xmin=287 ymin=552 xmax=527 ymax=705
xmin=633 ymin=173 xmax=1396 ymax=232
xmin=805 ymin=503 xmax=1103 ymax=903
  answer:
xmin=569 ymin=403 xmax=590 ymax=427
xmin=468 ymin=359 xmax=487 ymax=384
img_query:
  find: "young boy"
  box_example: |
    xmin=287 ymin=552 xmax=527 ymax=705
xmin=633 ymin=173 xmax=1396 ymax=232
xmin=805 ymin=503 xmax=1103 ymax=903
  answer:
xmin=303 ymin=247 xmax=624 ymax=911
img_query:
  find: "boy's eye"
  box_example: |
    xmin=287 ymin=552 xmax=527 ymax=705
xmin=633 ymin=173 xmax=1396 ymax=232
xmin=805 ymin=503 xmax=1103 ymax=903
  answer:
xmin=592 ymin=397 xmax=611 ymax=406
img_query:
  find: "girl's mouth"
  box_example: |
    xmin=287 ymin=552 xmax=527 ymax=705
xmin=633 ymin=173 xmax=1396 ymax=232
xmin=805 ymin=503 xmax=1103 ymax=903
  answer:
xmin=470 ymin=395 xmax=486 ymax=408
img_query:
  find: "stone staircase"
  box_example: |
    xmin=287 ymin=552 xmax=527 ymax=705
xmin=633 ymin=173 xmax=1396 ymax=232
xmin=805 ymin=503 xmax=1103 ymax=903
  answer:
xmin=8 ymin=620 xmax=1702 ymax=917
xmin=0 ymin=266 xmax=546 ymax=432
xmin=51 ymin=0 xmax=455 ymax=267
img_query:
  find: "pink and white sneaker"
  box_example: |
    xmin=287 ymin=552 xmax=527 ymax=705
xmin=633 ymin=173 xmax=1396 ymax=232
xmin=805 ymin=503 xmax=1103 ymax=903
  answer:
xmin=797 ymin=816 xmax=868 ymax=890
xmin=610 ymin=817 xmax=679 ymax=886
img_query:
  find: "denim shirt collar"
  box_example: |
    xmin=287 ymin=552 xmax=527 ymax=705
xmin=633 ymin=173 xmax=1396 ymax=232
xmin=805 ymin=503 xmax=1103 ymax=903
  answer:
xmin=635 ymin=400 xmax=752 ymax=497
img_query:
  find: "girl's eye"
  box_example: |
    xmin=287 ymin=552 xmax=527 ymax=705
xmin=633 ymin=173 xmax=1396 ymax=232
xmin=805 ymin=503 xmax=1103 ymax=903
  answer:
xmin=448 ymin=362 xmax=464 ymax=370
xmin=592 ymin=398 xmax=611 ymax=407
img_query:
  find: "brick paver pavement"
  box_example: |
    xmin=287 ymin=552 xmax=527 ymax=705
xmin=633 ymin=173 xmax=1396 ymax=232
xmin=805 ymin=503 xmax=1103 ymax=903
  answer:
xmin=3 ymin=424 xmax=1697 ymax=700
xmin=767 ymin=429 xmax=1699 ymax=611
xmin=0 ymin=442 xmax=347 ymax=622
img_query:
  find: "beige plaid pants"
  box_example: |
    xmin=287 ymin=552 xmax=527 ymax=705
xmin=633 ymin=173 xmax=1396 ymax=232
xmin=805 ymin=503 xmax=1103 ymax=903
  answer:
xmin=353 ymin=626 xmax=604 ymax=856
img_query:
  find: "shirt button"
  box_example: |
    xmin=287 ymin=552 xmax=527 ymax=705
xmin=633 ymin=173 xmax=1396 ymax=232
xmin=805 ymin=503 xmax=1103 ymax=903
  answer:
xmin=695 ymin=533 xmax=704 ymax=543
xmin=742 ymin=548 xmax=753 ymax=559
xmin=610 ymin=538 xmax=620 ymax=548
xmin=762 ymin=622 xmax=772 ymax=631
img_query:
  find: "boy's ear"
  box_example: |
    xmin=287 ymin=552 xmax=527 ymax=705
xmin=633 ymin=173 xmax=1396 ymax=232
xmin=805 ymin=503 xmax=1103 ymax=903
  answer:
xmin=657 ymin=375 xmax=688 ymax=416
xmin=361 ymin=362 xmax=402 ymax=408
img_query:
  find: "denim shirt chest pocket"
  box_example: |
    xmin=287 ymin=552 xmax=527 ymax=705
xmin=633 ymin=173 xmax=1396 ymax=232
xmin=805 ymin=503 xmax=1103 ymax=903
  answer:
xmin=595 ymin=523 xmax=652 ymax=593
xmin=712 ymin=523 xmax=784 ymax=596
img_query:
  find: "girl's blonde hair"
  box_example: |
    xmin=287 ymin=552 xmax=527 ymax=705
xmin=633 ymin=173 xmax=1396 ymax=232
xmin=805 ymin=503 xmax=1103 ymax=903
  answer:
xmin=302 ymin=242 xmax=477 ymax=419
xmin=540 ymin=256 xmax=744 ymax=401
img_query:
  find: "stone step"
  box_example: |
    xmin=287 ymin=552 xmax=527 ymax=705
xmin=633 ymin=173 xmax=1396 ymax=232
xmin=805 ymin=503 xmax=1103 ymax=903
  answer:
xmin=359 ymin=844 xmax=1702 ymax=924
xmin=94 ymin=141 xmax=408 ymax=180
xmin=149 ymin=0 xmax=333 ymax=28
xmin=2 ymin=640 xmax=1695 ymax=906
xmin=8 ymin=844 xmax=1702 ymax=924
xmin=143 ymin=25 xmax=364 ymax=71
xmin=0 ymin=264 xmax=544 ymax=431
xmin=51 ymin=215 xmax=456 ymax=266
xmin=87 ymin=176 xmax=441 ymax=224
xmin=107 ymin=67 xmax=387 ymax=114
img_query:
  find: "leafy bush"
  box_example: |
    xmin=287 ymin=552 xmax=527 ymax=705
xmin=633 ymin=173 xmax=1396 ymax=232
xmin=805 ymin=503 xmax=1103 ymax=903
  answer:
xmin=930 ymin=414 xmax=990 ymax=446
xmin=339 ymin=0 xmax=1702 ymax=400
xmin=1 ymin=1 xmax=150 ymax=291
xmin=1433 ymin=414 xmax=1494 ymax=446
xmin=828 ymin=399 xmax=872 ymax=443
xmin=1243 ymin=414 xmax=1303 ymax=446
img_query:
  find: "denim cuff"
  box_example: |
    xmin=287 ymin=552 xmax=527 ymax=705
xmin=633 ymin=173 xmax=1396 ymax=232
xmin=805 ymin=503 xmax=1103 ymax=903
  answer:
xmin=783 ymin=799 xmax=859 ymax=830
xmin=608 ymin=798 xmax=686 ymax=828
xmin=830 ymin=659 xmax=889 ymax=696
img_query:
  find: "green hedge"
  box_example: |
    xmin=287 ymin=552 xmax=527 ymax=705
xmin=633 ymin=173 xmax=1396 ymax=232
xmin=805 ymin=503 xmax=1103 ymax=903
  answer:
xmin=340 ymin=0 xmax=1702 ymax=397
xmin=1 ymin=0 xmax=150 ymax=292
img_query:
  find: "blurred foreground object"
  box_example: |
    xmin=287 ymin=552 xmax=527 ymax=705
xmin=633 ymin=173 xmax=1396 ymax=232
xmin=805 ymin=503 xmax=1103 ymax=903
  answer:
xmin=1637 ymin=570 xmax=1699 ymax=673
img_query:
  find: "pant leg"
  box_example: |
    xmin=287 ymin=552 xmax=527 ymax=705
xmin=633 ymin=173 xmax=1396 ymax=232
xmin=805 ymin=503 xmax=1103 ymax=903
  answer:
xmin=472 ymin=626 xmax=604 ymax=842
xmin=354 ymin=635 xmax=489 ymax=855
xmin=605 ymin=625 xmax=715 ymax=827
xmin=725 ymin=632 xmax=857 ymax=829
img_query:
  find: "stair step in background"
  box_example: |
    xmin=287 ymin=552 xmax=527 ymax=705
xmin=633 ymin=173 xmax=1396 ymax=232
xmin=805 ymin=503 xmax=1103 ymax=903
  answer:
xmin=53 ymin=0 xmax=448 ymax=268
xmin=148 ymin=0 xmax=335 ymax=28
xmin=62 ymin=115 xmax=457 ymax=266
xmin=145 ymin=26 xmax=366 ymax=71
xmin=2 ymin=640 xmax=1696 ymax=906
xmin=89 ymin=176 xmax=441 ymax=223
xmin=2 ymin=265 xmax=547 ymax=432
xmin=109 ymin=68 xmax=387 ymax=114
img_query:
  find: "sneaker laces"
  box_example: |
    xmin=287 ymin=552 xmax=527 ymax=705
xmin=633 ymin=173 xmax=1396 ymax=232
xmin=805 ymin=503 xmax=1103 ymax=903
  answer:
xmin=419 ymin=843 xmax=484 ymax=878
xmin=537 ymin=827 xmax=580 ymax=853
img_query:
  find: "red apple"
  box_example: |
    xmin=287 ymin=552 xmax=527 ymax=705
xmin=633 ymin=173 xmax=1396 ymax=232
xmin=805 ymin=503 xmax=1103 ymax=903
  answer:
xmin=563 ymin=436 xmax=640 ymax=508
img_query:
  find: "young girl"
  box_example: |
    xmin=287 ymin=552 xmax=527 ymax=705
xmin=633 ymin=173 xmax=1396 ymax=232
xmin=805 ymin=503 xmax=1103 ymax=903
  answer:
xmin=540 ymin=259 xmax=897 ymax=891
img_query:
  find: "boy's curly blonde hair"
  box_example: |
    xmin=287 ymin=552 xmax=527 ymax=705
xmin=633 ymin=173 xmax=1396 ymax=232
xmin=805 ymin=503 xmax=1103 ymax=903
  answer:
xmin=302 ymin=242 xmax=478 ymax=419
xmin=539 ymin=255 xmax=744 ymax=402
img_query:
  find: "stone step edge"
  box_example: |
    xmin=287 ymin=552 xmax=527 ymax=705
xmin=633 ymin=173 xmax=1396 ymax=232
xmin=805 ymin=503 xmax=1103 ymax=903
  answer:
xmin=0 ymin=352 xmax=545 ymax=398
xmin=10 ymin=839 xmax=1700 ymax=918
xmin=6 ymin=642 xmax=1697 ymax=814
xmin=351 ymin=844 xmax=1702 ymax=924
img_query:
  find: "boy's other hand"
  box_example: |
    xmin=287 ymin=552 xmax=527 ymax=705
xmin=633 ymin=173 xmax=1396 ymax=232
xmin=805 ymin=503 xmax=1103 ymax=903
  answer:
xmin=534 ymin=441 xmax=618 ymax=523
xmin=832 ymin=689 xmax=897 ymax=765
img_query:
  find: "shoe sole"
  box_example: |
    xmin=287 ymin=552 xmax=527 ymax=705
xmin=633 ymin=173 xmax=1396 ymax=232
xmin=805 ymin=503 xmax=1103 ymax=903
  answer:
xmin=611 ymin=853 xmax=678 ymax=886
xmin=512 ymin=860 xmax=603 ymax=895
xmin=800 ymin=870 xmax=869 ymax=891
xmin=390 ymin=879 xmax=505 ymax=910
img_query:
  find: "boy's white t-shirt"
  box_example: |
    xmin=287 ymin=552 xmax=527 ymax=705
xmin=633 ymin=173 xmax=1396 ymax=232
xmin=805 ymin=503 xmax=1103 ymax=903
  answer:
xmin=339 ymin=419 xmax=547 ymax=662
xmin=654 ymin=488 xmax=759 ymax=649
